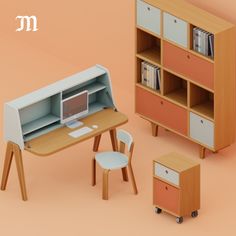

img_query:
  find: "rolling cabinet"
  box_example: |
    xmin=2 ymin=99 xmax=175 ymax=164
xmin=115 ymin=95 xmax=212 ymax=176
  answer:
xmin=135 ymin=0 xmax=236 ymax=158
xmin=153 ymin=153 xmax=200 ymax=224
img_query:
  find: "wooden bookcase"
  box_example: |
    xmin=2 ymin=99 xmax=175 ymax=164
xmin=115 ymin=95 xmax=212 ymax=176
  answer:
xmin=135 ymin=0 xmax=236 ymax=158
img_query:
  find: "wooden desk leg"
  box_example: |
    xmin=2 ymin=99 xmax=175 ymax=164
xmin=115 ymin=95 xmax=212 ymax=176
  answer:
xmin=1 ymin=142 xmax=14 ymax=191
xmin=109 ymin=129 xmax=118 ymax=151
xmin=93 ymin=135 xmax=102 ymax=152
xmin=199 ymin=146 xmax=206 ymax=159
xmin=13 ymin=144 xmax=28 ymax=201
xmin=1 ymin=142 xmax=28 ymax=201
xmin=151 ymin=123 xmax=158 ymax=137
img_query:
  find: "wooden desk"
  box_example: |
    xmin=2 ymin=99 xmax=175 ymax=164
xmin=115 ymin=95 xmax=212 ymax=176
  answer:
xmin=1 ymin=109 xmax=128 ymax=201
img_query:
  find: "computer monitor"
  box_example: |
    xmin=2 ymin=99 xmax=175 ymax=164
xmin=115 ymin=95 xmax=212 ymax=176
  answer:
xmin=61 ymin=90 xmax=88 ymax=127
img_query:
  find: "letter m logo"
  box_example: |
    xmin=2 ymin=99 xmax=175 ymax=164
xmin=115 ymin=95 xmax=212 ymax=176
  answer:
xmin=16 ymin=16 xmax=38 ymax=32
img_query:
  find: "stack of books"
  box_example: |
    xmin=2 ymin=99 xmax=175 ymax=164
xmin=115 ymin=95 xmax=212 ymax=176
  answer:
xmin=193 ymin=27 xmax=214 ymax=58
xmin=141 ymin=61 xmax=161 ymax=91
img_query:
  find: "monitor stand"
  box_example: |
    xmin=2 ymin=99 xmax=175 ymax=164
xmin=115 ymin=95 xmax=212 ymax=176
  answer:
xmin=65 ymin=120 xmax=84 ymax=129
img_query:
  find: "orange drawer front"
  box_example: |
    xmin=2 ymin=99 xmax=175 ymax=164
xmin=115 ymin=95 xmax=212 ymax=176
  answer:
xmin=163 ymin=41 xmax=214 ymax=90
xmin=153 ymin=178 xmax=180 ymax=215
xmin=136 ymin=86 xmax=188 ymax=135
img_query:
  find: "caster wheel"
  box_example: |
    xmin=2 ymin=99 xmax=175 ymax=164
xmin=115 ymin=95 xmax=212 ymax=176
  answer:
xmin=176 ymin=217 xmax=183 ymax=224
xmin=191 ymin=211 xmax=198 ymax=218
xmin=155 ymin=207 xmax=162 ymax=214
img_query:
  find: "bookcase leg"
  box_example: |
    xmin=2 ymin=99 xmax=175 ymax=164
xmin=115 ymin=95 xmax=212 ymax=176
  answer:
xmin=1 ymin=142 xmax=28 ymax=201
xmin=199 ymin=146 xmax=206 ymax=159
xmin=151 ymin=123 xmax=158 ymax=137
xmin=109 ymin=129 xmax=118 ymax=151
xmin=93 ymin=135 xmax=102 ymax=152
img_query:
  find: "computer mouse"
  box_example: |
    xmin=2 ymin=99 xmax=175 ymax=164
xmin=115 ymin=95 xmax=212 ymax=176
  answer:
xmin=92 ymin=125 xmax=98 ymax=129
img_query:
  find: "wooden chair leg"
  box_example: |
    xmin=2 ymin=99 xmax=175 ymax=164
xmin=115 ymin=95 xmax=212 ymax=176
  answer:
xmin=13 ymin=144 xmax=28 ymax=201
xmin=92 ymin=158 xmax=96 ymax=186
xmin=93 ymin=135 xmax=101 ymax=152
xmin=109 ymin=129 xmax=118 ymax=151
xmin=1 ymin=142 xmax=14 ymax=191
xmin=151 ymin=123 xmax=158 ymax=137
xmin=122 ymin=167 xmax=128 ymax=182
xmin=119 ymin=142 xmax=128 ymax=181
xmin=128 ymin=164 xmax=138 ymax=195
xmin=199 ymin=146 xmax=206 ymax=159
xmin=102 ymin=170 xmax=109 ymax=200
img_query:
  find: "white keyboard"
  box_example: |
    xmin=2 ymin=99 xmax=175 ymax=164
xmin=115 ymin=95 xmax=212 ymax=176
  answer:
xmin=68 ymin=126 xmax=93 ymax=138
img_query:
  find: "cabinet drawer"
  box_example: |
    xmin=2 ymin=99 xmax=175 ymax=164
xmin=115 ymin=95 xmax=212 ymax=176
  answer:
xmin=136 ymin=87 xmax=188 ymax=135
xmin=190 ymin=112 xmax=214 ymax=148
xmin=163 ymin=41 xmax=214 ymax=90
xmin=154 ymin=163 xmax=179 ymax=186
xmin=163 ymin=12 xmax=188 ymax=48
xmin=136 ymin=0 xmax=161 ymax=36
xmin=153 ymin=178 xmax=180 ymax=215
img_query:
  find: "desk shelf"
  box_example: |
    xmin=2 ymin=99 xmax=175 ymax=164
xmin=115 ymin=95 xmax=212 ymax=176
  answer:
xmin=89 ymin=102 xmax=106 ymax=115
xmin=22 ymin=114 xmax=60 ymax=135
xmin=63 ymin=82 xmax=106 ymax=99
xmin=24 ymin=122 xmax=63 ymax=142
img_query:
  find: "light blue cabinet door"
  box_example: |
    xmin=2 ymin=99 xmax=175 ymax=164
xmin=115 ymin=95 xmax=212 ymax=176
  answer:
xmin=137 ymin=0 xmax=161 ymax=36
xmin=163 ymin=12 xmax=188 ymax=48
xmin=190 ymin=112 xmax=214 ymax=148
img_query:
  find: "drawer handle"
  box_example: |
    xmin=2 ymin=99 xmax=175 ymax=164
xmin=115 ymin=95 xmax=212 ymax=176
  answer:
xmin=174 ymin=19 xmax=177 ymax=23
xmin=160 ymin=101 xmax=164 ymax=105
xmin=187 ymin=55 xmax=191 ymax=59
xmin=147 ymin=7 xmax=151 ymax=11
xmin=165 ymin=186 xmax=168 ymax=190
xmin=201 ymin=120 xmax=204 ymax=124
xmin=165 ymin=170 xmax=168 ymax=174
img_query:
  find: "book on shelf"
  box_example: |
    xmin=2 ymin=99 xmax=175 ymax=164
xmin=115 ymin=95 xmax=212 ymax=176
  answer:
xmin=193 ymin=27 xmax=214 ymax=58
xmin=209 ymin=34 xmax=214 ymax=58
xmin=141 ymin=61 xmax=160 ymax=91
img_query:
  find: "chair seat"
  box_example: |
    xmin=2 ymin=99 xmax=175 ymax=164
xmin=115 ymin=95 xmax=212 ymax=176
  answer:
xmin=95 ymin=151 xmax=128 ymax=170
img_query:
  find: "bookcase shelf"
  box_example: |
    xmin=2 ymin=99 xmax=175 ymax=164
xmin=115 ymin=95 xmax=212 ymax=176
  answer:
xmin=136 ymin=46 xmax=161 ymax=67
xmin=136 ymin=83 xmax=161 ymax=96
xmin=137 ymin=29 xmax=161 ymax=66
xmin=190 ymin=83 xmax=214 ymax=120
xmin=163 ymin=71 xmax=187 ymax=107
xmin=190 ymin=101 xmax=214 ymax=121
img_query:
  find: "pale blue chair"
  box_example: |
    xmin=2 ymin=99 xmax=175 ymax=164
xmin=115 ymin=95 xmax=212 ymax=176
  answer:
xmin=92 ymin=130 xmax=138 ymax=200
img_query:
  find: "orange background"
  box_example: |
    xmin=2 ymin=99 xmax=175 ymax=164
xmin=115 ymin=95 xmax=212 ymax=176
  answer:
xmin=0 ymin=0 xmax=236 ymax=235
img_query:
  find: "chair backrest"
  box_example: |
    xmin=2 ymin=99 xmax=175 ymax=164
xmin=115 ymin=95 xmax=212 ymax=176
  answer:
xmin=117 ymin=130 xmax=133 ymax=151
xmin=117 ymin=130 xmax=134 ymax=162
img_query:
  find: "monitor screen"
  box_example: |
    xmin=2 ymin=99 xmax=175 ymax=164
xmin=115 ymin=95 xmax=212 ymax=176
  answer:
xmin=61 ymin=90 xmax=88 ymax=123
